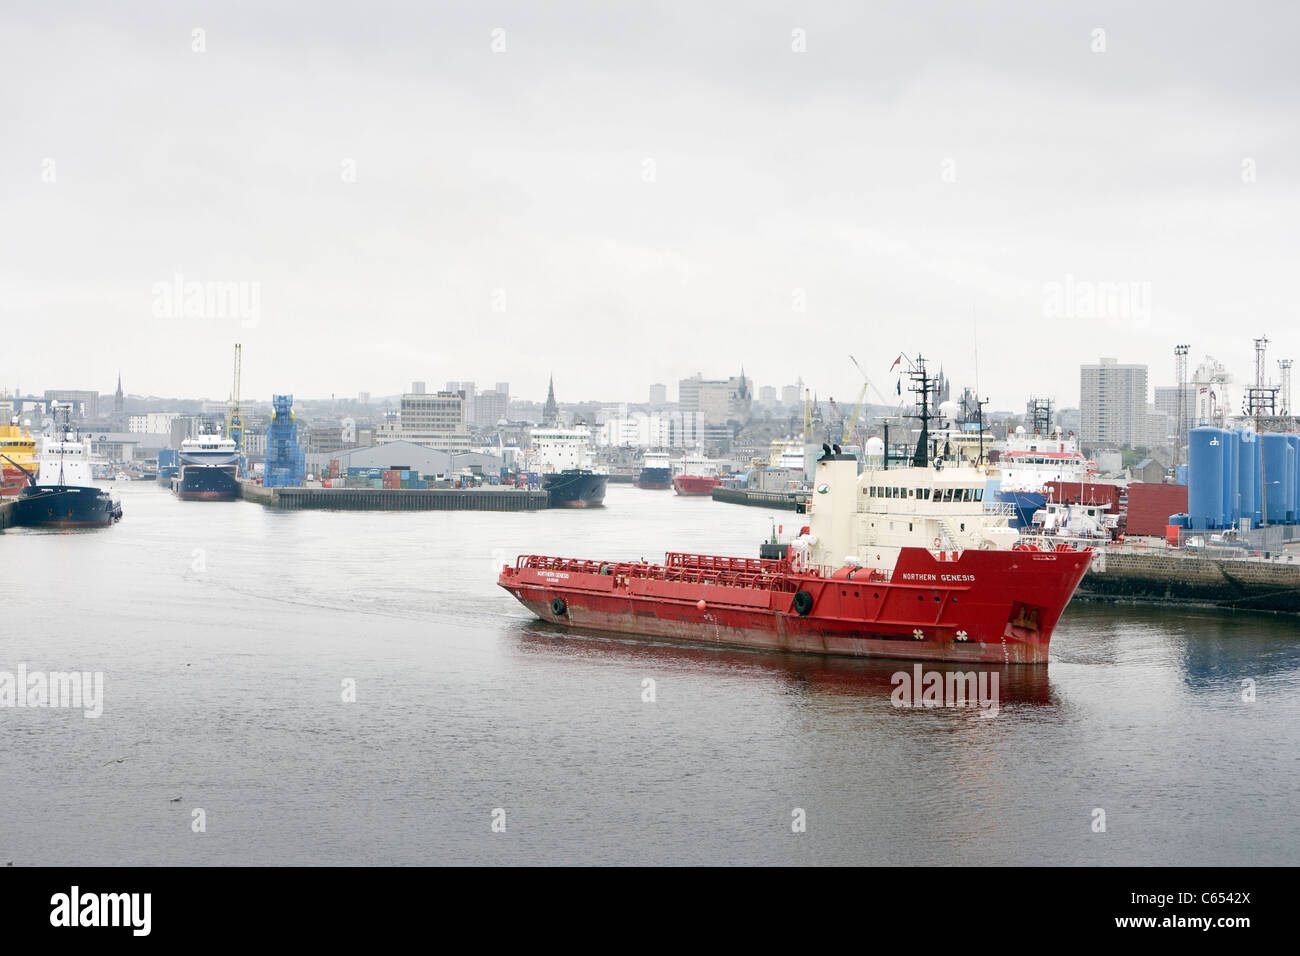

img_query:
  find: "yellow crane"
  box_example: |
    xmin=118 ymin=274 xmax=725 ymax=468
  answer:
xmin=227 ymin=343 xmax=243 ymax=453
xmin=840 ymin=380 xmax=870 ymax=445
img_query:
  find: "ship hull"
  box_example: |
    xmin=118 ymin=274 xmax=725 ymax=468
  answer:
xmin=11 ymin=485 xmax=120 ymax=528
xmin=175 ymin=465 xmax=240 ymax=501
xmin=542 ymin=470 xmax=607 ymax=508
xmin=673 ymin=475 xmax=721 ymax=496
xmin=499 ymin=547 xmax=1093 ymax=664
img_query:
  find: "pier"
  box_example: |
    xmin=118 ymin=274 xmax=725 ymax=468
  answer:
xmin=710 ymin=487 xmax=808 ymax=511
xmin=239 ymin=480 xmax=548 ymax=512
xmin=1079 ymin=545 xmax=1300 ymax=613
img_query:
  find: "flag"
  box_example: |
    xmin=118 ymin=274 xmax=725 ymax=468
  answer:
xmin=896 ymin=378 xmax=902 ymax=395
xmin=889 ymin=354 xmax=902 ymax=372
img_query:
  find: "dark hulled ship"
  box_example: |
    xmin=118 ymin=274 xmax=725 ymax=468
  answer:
xmin=4 ymin=404 xmax=121 ymax=529
xmin=173 ymin=425 xmax=241 ymax=501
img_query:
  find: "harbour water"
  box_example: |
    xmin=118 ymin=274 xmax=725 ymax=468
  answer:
xmin=1 ymin=482 xmax=1297 ymax=865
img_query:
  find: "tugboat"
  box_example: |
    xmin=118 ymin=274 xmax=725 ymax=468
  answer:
xmin=528 ymin=425 xmax=607 ymax=508
xmin=499 ymin=358 xmax=1094 ymax=664
xmin=173 ymin=422 xmax=241 ymax=501
xmin=635 ymin=451 xmax=673 ymax=489
xmin=4 ymin=404 xmax=121 ymax=528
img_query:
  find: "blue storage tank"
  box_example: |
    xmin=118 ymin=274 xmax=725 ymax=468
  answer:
xmin=1289 ymin=434 xmax=1300 ymax=524
xmin=1188 ymin=427 xmax=1226 ymax=528
xmin=1261 ymin=433 xmax=1291 ymax=524
xmin=1236 ymin=430 xmax=1257 ymax=529
xmin=1227 ymin=429 xmax=1237 ymax=528
xmin=1176 ymin=464 xmax=1188 ymax=486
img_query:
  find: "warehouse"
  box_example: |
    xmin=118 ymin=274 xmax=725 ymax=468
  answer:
xmin=307 ymin=441 xmax=504 ymax=479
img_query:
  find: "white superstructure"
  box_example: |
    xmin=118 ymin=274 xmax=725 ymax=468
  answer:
xmin=35 ymin=428 xmax=94 ymax=487
xmin=796 ymin=452 xmax=1019 ymax=575
xmin=527 ymin=426 xmax=598 ymax=474
xmin=995 ymin=426 xmax=1090 ymax=493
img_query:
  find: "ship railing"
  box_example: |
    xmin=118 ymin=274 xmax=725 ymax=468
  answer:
xmin=516 ymin=554 xmax=800 ymax=592
xmin=983 ymin=502 xmax=1018 ymax=517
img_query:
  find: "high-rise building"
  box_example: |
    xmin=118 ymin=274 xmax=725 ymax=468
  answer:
xmin=780 ymin=380 xmax=803 ymax=406
xmin=1154 ymin=385 xmax=1196 ymax=435
xmin=1080 ymin=358 xmax=1149 ymax=448
xmin=378 ymin=389 xmax=471 ymax=451
xmin=473 ymin=384 xmax=509 ymax=426
xmin=758 ymin=385 xmax=777 ymax=405
xmin=44 ymin=389 xmax=99 ymax=420
xmin=648 ymin=383 xmax=667 ymax=405
xmin=678 ymin=371 xmax=752 ymax=426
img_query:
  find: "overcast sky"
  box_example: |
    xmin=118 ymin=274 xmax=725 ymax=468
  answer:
xmin=3 ymin=1 xmax=1298 ymax=410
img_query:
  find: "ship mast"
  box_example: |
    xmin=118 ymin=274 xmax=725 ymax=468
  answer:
xmin=907 ymin=356 xmax=937 ymax=468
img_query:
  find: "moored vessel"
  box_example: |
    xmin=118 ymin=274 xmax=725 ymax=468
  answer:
xmin=499 ymin=359 xmax=1094 ymax=663
xmin=1 ymin=416 xmax=38 ymax=497
xmin=6 ymin=404 xmax=121 ymax=529
xmin=635 ymin=451 xmax=673 ymax=489
xmin=528 ymin=425 xmax=607 ymax=508
xmin=672 ymin=454 xmax=724 ymax=495
xmin=992 ymin=401 xmax=1092 ymax=528
xmin=173 ymin=423 xmax=241 ymax=501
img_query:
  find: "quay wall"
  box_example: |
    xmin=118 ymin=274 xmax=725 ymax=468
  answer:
xmin=1079 ymin=549 xmax=1300 ymax=613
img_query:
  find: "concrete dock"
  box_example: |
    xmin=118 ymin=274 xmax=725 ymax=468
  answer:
xmin=239 ymin=480 xmax=548 ymax=511
xmin=1079 ymin=546 xmax=1300 ymax=613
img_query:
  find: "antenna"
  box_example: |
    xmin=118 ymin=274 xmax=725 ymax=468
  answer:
xmin=1174 ymin=344 xmax=1189 ymax=469
xmin=904 ymin=355 xmax=936 ymax=468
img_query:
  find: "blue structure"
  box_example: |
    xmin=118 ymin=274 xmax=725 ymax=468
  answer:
xmin=1261 ymin=433 xmax=1291 ymax=524
xmin=1188 ymin=427 xmax=1226 ymax=528
xmin=263 ymin=394 xmax=305 ymax=487
xmin=1236 ymin=430 xmax=1257 ymax=527
xmin=1187 ymin=426 xmax=1300 ymax=529
xmin=1290 ymin=434 xmax=1300 ymax=524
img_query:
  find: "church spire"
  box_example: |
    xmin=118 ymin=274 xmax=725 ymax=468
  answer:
xmin=543 ymin=375 xmax=558 ymax=425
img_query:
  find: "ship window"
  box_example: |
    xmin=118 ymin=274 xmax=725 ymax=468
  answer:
xmin=975 ymin=488 xmax=983 ymax=501
xmin=941 ymin=489 xmax=951 ymax=502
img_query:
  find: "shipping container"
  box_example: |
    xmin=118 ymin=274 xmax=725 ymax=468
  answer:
xmin=1045 ymin=480 xmax=1121 ymax=513
xmin=1125 ymin=482 xmax=1190 ymax=537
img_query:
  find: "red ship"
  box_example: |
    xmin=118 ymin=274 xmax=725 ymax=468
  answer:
xmin=499 ymin=360 xmax=1094 ymax=664
xmin=672 ymin=473 xmax=721 ymax=496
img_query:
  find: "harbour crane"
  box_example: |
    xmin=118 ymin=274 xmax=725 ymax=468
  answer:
xmin=227 ymin=343 xmax=243 ymax=454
